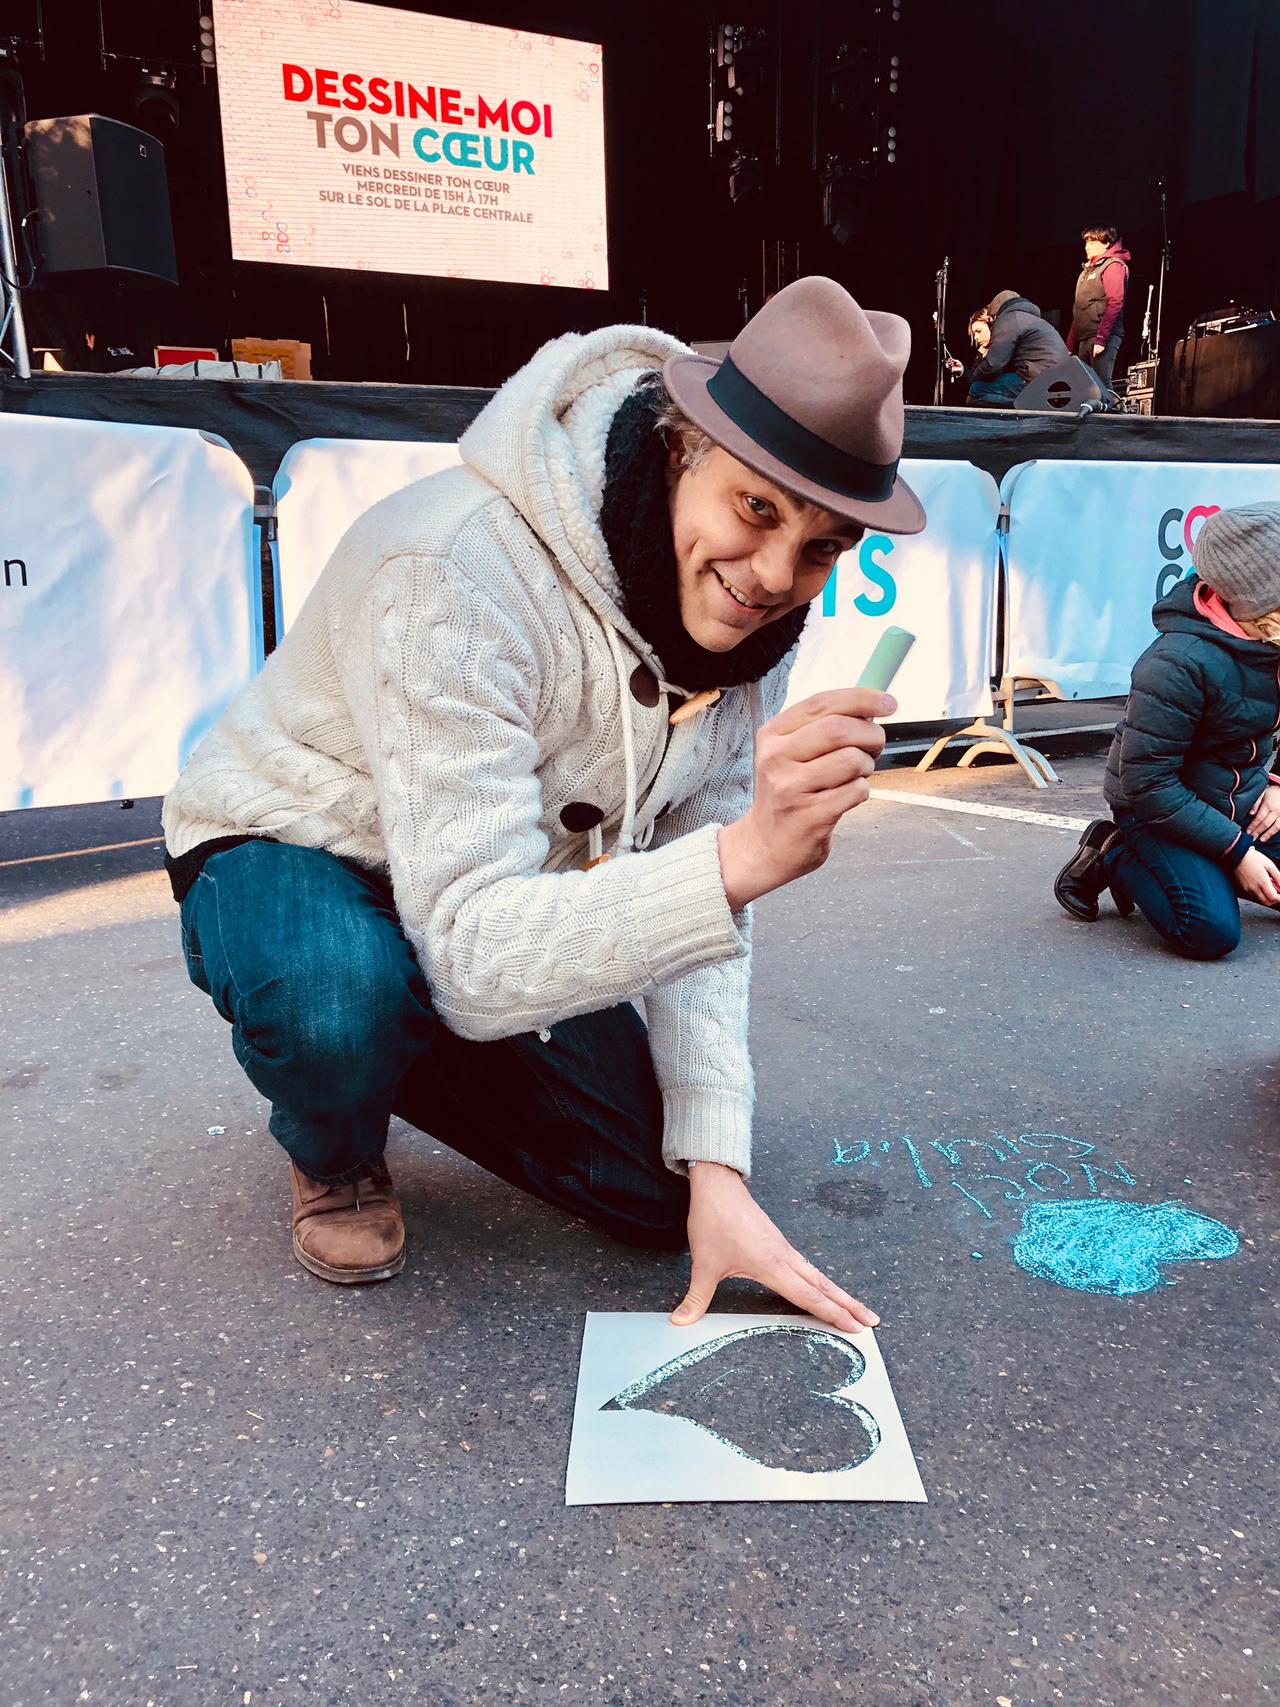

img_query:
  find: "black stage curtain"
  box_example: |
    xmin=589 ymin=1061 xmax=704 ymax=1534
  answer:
xmin=1186 ymin=0 xmax=1258 ymax=204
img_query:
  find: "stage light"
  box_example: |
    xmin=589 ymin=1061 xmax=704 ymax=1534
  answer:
xmin=717 ymin=23 xmax=742 ymax=70
xmin=2 ymin=2 xmax=43 ymax=59
xmin=827 ymin=42 xmax=870 ymax=114
xmin=135 ymin=66 xmax=179 ymax=135
xmin=98 ymin=0 xmax=204 ymax=68
xmin=728 ymin=151 xmax=765 ymax=212
xmin=710 ymin=20 xmax=765 ymax=159
xmin=821 ymin=159 xmax=867 ymax=246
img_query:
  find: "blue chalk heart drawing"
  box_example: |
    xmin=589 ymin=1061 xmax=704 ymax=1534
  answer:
xmin=601 ymin=1324 xmax=881 ymax=1473
xmin=1013 ymin=1198 xmax=1240 ymax=1296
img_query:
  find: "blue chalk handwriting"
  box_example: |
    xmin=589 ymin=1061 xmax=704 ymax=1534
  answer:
xmin=830 ymin=1129 xmax=1239 ymax=1297
xmin=833 ymin=1130 xmax=1137 ymax=1221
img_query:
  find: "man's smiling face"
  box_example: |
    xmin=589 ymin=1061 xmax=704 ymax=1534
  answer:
xmin=669 ymin=447 xmax=862 ymax=653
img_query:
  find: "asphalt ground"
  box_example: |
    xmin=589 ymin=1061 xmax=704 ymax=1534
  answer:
xmin=2 ymin=721 xmax=1277 ymax=1707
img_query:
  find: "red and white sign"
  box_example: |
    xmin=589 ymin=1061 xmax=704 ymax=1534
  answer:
xmin=155 ymin=345 xmax=221 ymax=366
xmin=212 ymin=0 xmax=608 ymax=290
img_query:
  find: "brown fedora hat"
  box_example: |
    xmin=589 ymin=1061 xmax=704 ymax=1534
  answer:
xmin=663 ymin=276 xmax=925 ymax=534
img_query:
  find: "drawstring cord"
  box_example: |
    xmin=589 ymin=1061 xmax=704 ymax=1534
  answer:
xmin=604 ymin=623 xmax=640 ymax=856
xmin=588 ymin=621 xmax=733 ymax=869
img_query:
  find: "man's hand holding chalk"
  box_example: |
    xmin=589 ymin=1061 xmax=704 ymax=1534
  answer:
xmin=717 ymin=628 xmax=915 ymax=912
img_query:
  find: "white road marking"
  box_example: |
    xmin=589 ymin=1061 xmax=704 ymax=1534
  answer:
xmin=892 ymin=854 xmax=994 ymax=865
xmin=0 ymin=835 xmax=164 ymax=869
xmin=871 ymin=786 xmax=1092 ymax=833
xmin=942 ymin=824 xmax=981 ymax=852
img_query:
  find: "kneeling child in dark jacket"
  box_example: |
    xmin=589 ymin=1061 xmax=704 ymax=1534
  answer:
xmin=1055 ymin=502 xmax=1280 ymax=959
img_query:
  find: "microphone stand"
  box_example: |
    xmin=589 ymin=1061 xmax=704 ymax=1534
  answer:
xmin=932 ymin=254 xmax=949 ymax=406
xmin=1139 ymin=284 xmax=1154 ymax=360
xmin=1153 ymin=176 xmax=1170 ymax=366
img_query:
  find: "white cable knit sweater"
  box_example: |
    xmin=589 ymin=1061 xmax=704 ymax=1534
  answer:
xmin=163 ymin=324 xmax=793 ymax=1176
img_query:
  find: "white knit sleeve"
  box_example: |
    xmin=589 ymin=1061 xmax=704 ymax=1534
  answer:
xmin=643 ymin=662 xmax=792 ymax=1179
xmin=344 ymin=552 xmax=749 ymax=1043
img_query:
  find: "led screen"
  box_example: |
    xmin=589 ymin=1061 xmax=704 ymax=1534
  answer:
xmin=213 ymin=0 xmax=607 ymax=289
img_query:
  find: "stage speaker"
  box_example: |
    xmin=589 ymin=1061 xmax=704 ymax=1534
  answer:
xmin=22 ymin=114 xmax=178 ymax=286
xmin=1166 ymin=321 xmax=1280 ymax=419
xmin=1015 ymin=357 xmax=1103 ymax=413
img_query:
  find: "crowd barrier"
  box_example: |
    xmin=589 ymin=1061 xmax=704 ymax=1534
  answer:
xmin=1 ymin=416 xmax=259 ymax=811
xmin=8 ymin=416 xmax=1278 ymax=812
xmin=271 ymin=444 xmax=999 ymax=730
xmin=783 ymin=459 xmax=999 ymax=725
xmin=1000 ymin=457 xmax=1280 ymax=700
xmin=273 ymin=437 xmax=463 ymax=632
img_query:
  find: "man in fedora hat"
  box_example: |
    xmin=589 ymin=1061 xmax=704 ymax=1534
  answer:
xmin=163 ymin=277 xmax=924 ymax=1328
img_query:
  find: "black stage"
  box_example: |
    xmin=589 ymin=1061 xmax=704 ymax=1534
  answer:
xmin=5 ymin=373 xmax=1280 ymax=495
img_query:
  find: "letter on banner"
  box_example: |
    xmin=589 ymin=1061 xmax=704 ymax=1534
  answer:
xmin=787 ymin=459 xmax=999 ymax=725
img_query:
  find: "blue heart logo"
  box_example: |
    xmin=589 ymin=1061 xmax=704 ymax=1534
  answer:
xmin=1013 ymin=1198 xmax=1239 ymax=1296
xmin=601 ymin=1325 xmax=881 ymax=1473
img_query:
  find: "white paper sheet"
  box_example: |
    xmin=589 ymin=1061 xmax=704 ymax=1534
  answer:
xmin=565 ymin=1313 xmax=926 ymax=1506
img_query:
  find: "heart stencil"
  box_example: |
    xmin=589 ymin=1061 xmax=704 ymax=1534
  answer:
xmin=601 ymin=1324 xmax=881 ymax=1473
xmin=1013 ymin=1198 xmax=1239 ymax=1296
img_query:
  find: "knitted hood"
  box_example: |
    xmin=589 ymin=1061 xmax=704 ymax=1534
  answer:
xmin=459 ymin=323 xmax=689 ymax=660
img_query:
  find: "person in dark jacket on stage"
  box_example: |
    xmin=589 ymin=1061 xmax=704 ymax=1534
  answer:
xmin=964 ymin=290 xmax=1069 ymax=406
xmin=1054 ymin=502 xmax=1280 ymax=960
xmin=1065 ymin=226 xmax=1131 ymax=388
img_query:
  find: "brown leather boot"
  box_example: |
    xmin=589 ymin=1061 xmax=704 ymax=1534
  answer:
xmin=290 ymin=1161 xmax=406 ymax=1284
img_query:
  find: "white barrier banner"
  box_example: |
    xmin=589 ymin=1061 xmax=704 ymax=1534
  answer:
xmin=273 ymin=437 xmax=463 ymax=631
xmin=1002 ymin=458 xmax=1280 ymax=699
xmin=785 ymin=459 xmax=1000 ymax=723
xmin=1 ymin=417 xmax=258 ymax=811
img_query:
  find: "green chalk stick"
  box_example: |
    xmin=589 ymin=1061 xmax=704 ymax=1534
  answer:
xmin=854 ymin=626 xmax=916 ymax=693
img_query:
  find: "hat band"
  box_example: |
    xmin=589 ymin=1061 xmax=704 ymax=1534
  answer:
xmin=706 ymin=355 xmax=899 ymax=503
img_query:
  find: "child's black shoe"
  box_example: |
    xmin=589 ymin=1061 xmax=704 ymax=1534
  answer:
xmin=1054 ymin=819 xmax=1115 ymax=921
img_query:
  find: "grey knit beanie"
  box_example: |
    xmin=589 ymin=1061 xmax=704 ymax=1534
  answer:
xmin=1192 ymin=501 xmax=1280 ymax=619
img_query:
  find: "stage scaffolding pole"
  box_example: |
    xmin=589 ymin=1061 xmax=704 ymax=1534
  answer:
xmin=0 ymin=129 xmax=31 ymax=378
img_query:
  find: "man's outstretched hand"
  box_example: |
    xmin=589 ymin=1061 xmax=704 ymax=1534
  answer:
xmin=671 ymin=1160 xmax=880 ymax=1335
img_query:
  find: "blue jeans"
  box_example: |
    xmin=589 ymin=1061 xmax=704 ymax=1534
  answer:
xmin=179 ymin=841 xmax=688 ymax=1246
xmin=967 ymin=370 xmax=1026 ymax=408
xmin=1106 ymin=810 xmax=1279 ymax=960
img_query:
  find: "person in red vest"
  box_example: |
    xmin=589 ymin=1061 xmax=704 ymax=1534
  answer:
xmin=1065 ymin=224 xmax=1131 ymax=390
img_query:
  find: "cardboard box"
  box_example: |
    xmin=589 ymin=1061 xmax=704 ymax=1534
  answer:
xmin=231 ymin=338 xmax=313 ymax=381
